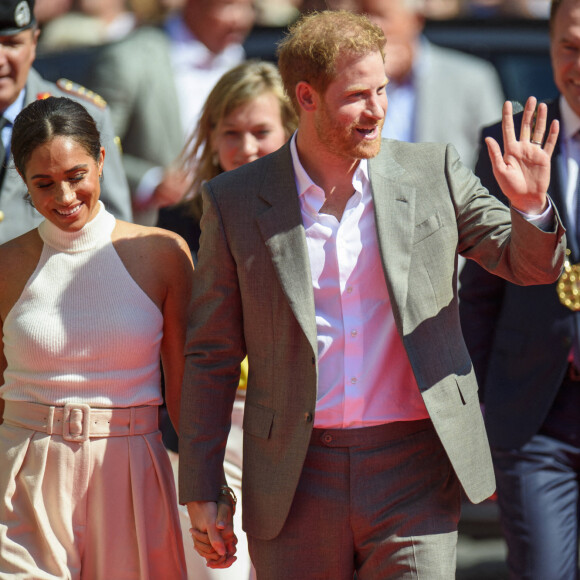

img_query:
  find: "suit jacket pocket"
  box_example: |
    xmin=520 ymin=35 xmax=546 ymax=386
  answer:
xmin=414 ymin=211 xmax=443 ymax=243
xmin=243 ymin=403 xmax=275 ymax=440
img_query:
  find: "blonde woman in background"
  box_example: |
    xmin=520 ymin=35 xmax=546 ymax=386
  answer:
xmin=158 ymin=59 xmax=297 ymax=580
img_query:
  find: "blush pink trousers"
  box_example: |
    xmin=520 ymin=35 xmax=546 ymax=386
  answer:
xmin=0 ymin=401 xmax=187 ymax=580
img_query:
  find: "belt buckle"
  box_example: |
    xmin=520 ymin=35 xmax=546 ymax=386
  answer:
xmin=62 ymin=403 xmax=91 ymax=442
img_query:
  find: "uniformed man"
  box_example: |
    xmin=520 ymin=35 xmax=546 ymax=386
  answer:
xmin=0 ymin=0 xmax=132 ymax=244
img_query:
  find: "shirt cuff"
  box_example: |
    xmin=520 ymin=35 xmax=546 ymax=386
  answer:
xmin=513 ymin=197 xmax=554 ymax=232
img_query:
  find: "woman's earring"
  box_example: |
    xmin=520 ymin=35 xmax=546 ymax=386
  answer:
xmin=212 ymin=152 xmax=219 ymax=167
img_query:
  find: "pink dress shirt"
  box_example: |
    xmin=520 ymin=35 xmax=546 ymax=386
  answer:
xmin=290 ymin=135 xmax=429 ymax=429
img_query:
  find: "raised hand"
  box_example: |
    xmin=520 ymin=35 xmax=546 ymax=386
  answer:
xmin=485 ymin=96 xmax=560 ymax=215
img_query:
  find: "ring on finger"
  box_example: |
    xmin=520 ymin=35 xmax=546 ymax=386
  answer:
xmin=531 ymin=139 xmax=543 ymax=146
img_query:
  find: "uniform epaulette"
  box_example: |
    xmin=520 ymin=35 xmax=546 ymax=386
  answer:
xmin=56 ymin=79 xmax=107 ymax=109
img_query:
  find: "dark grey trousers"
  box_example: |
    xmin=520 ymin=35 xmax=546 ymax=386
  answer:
xmin=248 ymin=419 xmax=461 ymax=579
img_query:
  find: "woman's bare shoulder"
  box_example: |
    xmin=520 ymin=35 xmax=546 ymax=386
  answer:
xmin=113 ymin=220 xmax=191 ymax=254
xmin=0 ymin=230 xmax=42 ymax=275
xmin=112 ymin=221 xmax=193 ymax=276
xmin=0 ymin=230 xmax=43 ymax=316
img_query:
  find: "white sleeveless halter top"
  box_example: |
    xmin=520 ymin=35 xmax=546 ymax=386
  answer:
xmin=1 ymin=202 xmax=164 ymax=407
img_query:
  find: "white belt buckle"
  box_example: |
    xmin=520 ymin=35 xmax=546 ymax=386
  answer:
xmin=62 ymin=403 xmax=91 ymax=442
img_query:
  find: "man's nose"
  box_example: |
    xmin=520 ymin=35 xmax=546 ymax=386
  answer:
xmin=367 ymin=95 xmax=386 ymax=120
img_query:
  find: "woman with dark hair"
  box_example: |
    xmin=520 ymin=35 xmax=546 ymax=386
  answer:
xmin=0 ymin=96 xmax=193 ymax=579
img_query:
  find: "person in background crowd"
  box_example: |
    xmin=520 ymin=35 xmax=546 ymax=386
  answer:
xmin=88 ymin=0 xmax=255 ymax=225
xmin=33 ymin=0 xmax=73 ymax=25
xmin=160 ymin=59 xmax=297 ymax=260
xmin=0 ymin=0 xmax=132 ymax=245
xmin=0 ymin=96 xmax=193 ymax=579
xmin=460 ymin=0 xmax=580 ymax=577
xmin=160 ymin=59 xmax=297 ymax=580
xmin=37 ymin=0 xmax=168 ymax=51
xmin=178 ymin=10 xmax=564 ymax=579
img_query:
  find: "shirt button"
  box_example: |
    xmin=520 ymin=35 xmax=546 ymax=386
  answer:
xmin=323 ymin=433 xmax=333 ymax=443
xmin=351 ymin=329 xmax=358 ymax=337
xmin=350 ymin=377 xmax=357 ymax=384
xmin=346 ymin=286 xmax=353 ymax=294
xmin=304 ymin=412 xmax=313 ymax=423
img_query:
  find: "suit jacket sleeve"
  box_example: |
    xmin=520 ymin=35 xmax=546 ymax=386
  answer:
xmin=451 ymin=145 xmax=565 ymax=286
xmin=178 ymin=181 xmax=245 ymax=504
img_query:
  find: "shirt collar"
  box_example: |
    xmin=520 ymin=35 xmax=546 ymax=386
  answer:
xmin=289 ymin=131 xmax=370 ymax=204
xmin=2 ymin=89 xmax=25 ymax=125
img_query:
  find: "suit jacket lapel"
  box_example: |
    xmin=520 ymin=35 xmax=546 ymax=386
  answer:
xmin=255 ymin=144 xmax=318 ymax=354
xmin=368 ymin=142 xmax=416 ymax=332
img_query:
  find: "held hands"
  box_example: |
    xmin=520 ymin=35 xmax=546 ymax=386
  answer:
xmin=187 ymin=500 xmax=238 ymax=569
xmin=486 ymin=96 xmax=560 ymax=215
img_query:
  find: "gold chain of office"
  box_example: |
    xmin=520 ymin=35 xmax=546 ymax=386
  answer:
xmin=557 ymin=250 xmax=580 ymax=311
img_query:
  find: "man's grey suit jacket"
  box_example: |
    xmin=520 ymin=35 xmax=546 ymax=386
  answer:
xmin=0 ymin=68 xmax=132 ymax=244
xmin=179 ymin=139 xmax=566 ymax=541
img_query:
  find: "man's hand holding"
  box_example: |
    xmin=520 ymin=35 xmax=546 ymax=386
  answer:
xmin=187 ymin=500 xmax=237 ymax=569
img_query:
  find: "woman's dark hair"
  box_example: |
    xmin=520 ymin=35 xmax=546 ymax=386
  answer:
xmin=11 ymin=96 xmax=102 ymax=177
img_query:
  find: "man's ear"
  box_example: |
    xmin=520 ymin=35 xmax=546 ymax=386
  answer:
xmin=295 ymin=81 xmax=318 ymax=113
